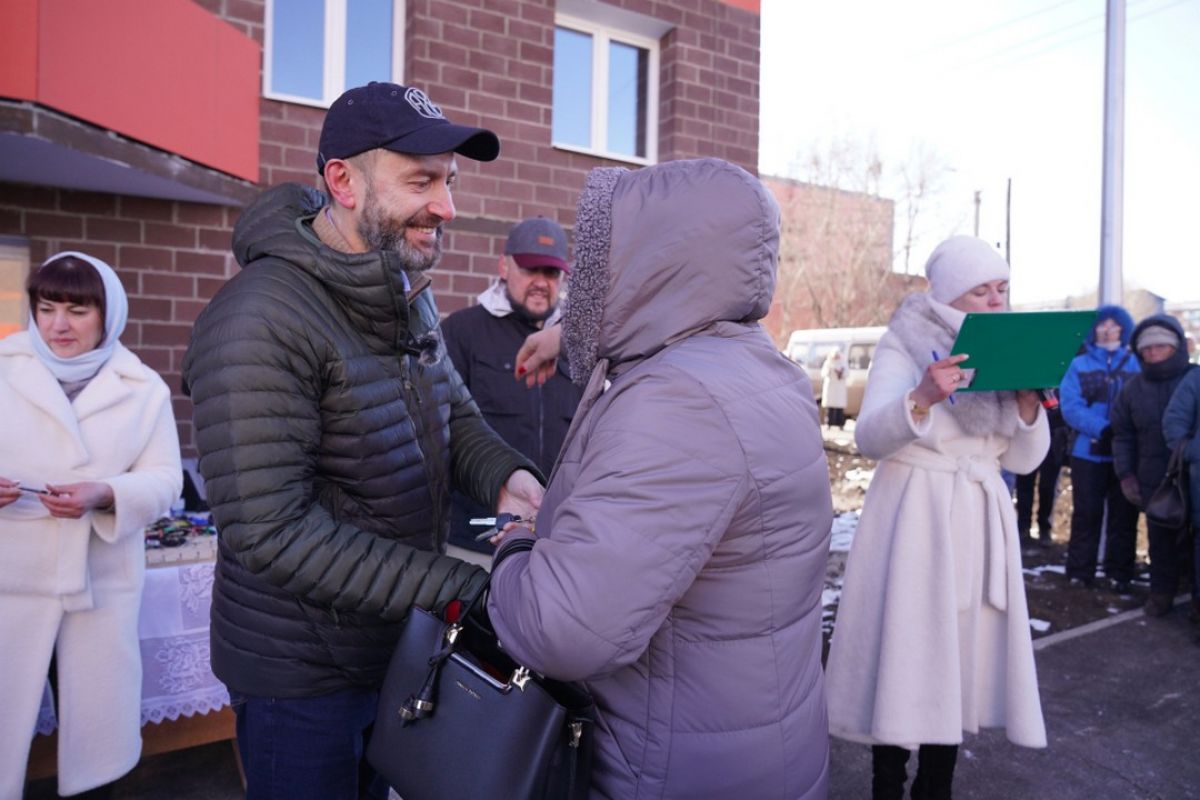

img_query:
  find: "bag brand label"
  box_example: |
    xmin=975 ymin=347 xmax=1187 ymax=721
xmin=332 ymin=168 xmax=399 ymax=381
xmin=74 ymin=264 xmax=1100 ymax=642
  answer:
xmin=455 ymin=680 xmax=482 ymax=701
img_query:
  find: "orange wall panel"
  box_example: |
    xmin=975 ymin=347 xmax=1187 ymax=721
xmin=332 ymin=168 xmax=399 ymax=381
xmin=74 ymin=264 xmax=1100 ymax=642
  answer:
xmin=35 ymin=0 xmax=260 ymax=182
xmin=0 ymin=0 xmax=39 ymax=100
xmin=718 ymin=0 xmax=761 ymax=13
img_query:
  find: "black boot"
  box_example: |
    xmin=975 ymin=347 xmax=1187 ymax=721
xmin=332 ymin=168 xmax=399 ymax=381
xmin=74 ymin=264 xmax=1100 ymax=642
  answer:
xmin=911 ymin=744 xmax=958 ymax=800
xmin=872 ymin=745 xmax=911 ymax=800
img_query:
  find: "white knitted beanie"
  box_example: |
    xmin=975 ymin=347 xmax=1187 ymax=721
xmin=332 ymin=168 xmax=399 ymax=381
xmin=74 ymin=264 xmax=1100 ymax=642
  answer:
xmin=924 ymin=236 xmax=1011 ymax=304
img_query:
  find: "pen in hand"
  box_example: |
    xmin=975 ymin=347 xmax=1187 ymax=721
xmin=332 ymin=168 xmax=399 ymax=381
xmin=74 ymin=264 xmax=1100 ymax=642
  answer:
xmin=931 ymin=350 xmax=956 ymax=405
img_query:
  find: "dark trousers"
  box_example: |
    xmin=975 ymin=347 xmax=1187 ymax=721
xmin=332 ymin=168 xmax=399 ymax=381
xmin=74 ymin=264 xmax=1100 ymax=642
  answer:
xmin=1067 ymin=457 xmax=1139 ymax=583
xmin=1016 ymin=447 xmax=1064 ymax=538
xmin=62 ymin=784 xmax=115 ymax=799
xmin=1194 ymin=529 xmax=1200 ymax=600
xmin=872 ymin=744 xmax=958 ymax=800
xmin=1147 ymin=520 xmax=1188 ymax=595
xmin=230 ymin=687 xmax=390 ymax=800
xmin=826 ymin=407 xmax=846 ymax=428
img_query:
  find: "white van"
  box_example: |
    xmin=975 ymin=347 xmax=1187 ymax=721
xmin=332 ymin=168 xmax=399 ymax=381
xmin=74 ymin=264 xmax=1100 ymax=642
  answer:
xmin=784 ymin=326 xmax=886 ymax=418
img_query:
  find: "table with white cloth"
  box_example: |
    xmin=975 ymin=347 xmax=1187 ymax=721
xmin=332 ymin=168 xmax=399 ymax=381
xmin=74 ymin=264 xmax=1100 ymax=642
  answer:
xmin=27 ymin=540 xmax=235 ymax=780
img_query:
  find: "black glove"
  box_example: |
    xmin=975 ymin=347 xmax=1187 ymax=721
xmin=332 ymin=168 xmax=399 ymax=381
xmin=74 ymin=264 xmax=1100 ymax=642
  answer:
xmin=1091 ymin=426 xmax=1114 ymax=457
xmin=1119 ymin=475 xmax=1142 ymax=507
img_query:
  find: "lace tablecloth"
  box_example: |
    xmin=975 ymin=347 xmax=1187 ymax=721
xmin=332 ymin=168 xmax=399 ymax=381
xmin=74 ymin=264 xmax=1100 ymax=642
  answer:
xmin=36 ymin=560 xmax=228 ymax=735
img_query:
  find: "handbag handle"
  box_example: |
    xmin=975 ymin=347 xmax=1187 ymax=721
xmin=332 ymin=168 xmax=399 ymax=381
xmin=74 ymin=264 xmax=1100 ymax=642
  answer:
xmin=400 ymin=537 xmax=537 ymax=724
xmin=1165 ymin=439 xmax=1188 ymax=478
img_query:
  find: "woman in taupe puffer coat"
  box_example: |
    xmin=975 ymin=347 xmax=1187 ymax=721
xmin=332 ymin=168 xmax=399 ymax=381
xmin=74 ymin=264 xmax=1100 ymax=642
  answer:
xmin=488 ymin=159 xmax=833 ymax=800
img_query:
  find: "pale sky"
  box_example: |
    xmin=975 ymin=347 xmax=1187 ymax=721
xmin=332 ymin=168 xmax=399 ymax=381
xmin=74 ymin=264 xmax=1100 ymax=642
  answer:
xmin=759 ymin=0 xmax=1200 ymax=305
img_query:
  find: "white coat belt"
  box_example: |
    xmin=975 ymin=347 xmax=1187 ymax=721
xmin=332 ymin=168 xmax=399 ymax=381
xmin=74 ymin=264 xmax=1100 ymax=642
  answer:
xmin=889 ymin=448 xmax=1010 ymax=612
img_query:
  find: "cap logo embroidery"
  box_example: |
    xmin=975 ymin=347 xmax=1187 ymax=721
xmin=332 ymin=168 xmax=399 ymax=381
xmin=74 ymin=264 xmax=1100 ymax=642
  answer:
xmin=405 ymin=88 xmax=444 ymax=120
xmin=537 ymin=235 xmax=555 ymax=246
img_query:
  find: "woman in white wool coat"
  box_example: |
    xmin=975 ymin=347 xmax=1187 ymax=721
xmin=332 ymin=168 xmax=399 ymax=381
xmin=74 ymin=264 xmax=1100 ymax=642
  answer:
xmin=822 ymin=348 xmax=849 ymax=428
xmin=0 ymin=252 xmax=181 ymax=800
xmin=825 ymin=236 xmax=1049 ymax=800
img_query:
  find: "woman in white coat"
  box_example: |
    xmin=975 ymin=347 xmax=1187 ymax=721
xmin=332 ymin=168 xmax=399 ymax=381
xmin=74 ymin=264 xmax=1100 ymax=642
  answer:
xmin=822 ymin=348 xmax=849 ymax=428
xmin=825 ymin=236 xmax=1049 ymax=800
xmin=0 ymin=252 xmax=181 ymax=799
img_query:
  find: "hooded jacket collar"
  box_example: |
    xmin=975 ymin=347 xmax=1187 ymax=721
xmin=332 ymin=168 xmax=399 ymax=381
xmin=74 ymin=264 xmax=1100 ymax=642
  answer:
xmin=232 ymin=183 xmax=429 ymax=355
xmin=563 ymin=158 xmax=778 ymax=385
xmin=1131 ymin=314 xmax=1192 ymax=382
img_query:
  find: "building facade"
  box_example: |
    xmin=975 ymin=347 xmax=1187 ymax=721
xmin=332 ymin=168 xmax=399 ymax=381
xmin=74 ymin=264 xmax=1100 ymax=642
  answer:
xmin=1 ymin=0 xmax=761 ymax=455
xmin=760 ymin=175 xmax=909 ymax=346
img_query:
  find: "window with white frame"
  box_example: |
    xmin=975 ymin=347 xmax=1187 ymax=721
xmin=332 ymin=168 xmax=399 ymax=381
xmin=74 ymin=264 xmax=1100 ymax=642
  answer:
xmin=552 ymin=14 xmax=660 ymax=164
xmin=264 ymin=0 xmax=405 ymax=108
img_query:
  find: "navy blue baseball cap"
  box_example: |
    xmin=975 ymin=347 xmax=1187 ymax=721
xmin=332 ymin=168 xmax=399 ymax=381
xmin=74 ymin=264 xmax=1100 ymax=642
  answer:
xmin=316 ymin=82 xmax=500 ymax=173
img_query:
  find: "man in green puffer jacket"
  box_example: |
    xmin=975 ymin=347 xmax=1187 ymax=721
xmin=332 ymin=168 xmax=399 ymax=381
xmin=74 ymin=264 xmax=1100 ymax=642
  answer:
xmin=181 ymin=83 xmax=542 ymax=800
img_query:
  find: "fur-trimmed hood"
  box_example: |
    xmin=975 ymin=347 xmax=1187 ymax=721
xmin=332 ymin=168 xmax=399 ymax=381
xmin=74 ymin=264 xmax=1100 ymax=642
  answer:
xmin=1087 ymin=304 xmax=1135 ymax=346
xmin=887 ymin=292 xmax=1019 ymax=438
xmin=563 ymin=158 xmax=779 ymax=384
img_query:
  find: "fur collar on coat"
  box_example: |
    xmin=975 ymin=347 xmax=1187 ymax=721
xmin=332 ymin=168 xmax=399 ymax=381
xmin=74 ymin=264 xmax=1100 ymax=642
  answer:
xmin=888 ymin=292 xmax=1018 ymax=439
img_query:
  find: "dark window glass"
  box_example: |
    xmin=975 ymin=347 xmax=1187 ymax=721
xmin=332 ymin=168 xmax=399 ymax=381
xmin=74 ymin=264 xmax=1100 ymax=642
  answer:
xmin=848 ymin=344 xmax=875 ymax=370
xmin=607 ymin=40 xmax=648 ymax=158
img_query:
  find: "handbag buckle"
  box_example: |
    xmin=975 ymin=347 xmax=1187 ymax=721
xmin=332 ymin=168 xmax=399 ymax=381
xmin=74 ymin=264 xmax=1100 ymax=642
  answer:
xmin=445 ymin=623 xmax=461 ymax=645
xmin=510 ymin=666 xmax=531 ymax=691
xmin=399 ymin=697 xmax=435 ymax=721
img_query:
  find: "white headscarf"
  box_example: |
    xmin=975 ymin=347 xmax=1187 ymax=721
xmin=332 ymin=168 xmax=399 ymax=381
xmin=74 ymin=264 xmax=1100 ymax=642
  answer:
xmin=27 ymin=251 xmax=129 ymax=382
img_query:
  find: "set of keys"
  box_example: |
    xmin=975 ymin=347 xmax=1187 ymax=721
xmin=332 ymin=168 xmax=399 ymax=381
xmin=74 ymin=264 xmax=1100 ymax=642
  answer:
xmin=469 ymin=512 xmax=532 ymax=541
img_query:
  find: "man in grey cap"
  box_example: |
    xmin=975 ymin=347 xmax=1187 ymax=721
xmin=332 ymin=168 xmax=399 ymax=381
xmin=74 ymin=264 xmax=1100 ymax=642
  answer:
xmin=441 ymin=218 xmax=584 ymax=562
xmin=182 ymin=83 xmax=544 ymax=799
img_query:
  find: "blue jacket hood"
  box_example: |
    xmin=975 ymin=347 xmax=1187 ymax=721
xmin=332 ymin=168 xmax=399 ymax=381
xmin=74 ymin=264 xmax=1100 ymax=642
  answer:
xmin=1087 ymin=304 xmax=1135 ymax=346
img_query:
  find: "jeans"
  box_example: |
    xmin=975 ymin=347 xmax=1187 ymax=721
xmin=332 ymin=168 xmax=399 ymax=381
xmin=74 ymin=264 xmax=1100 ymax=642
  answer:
xmin=1067 ymin=457 xmax=1139 ymax=583
xmin=230 ymin=687 xmax=391 ymax=800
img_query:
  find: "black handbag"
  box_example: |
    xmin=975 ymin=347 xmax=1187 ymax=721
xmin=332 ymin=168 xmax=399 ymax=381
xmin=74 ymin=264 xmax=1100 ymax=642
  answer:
xmin=368 ymin=547 xmax=594 ymax=800
xmin=1145 ymin=441 xmax=1190 ymax=530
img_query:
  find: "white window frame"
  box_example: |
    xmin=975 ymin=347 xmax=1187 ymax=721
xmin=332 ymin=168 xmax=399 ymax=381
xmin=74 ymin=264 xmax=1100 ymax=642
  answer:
xmin=553 ymin=13 xmax=659 ymax=166
xmin=263 ymin=0 xmax=406 ymax=109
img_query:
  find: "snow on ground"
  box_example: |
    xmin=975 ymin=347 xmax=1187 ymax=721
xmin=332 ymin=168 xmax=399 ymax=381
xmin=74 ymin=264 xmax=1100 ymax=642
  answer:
xmin=841 ymin=468 xmax=874 ymax=491
xmin=830 ymin=511 xmax=859 ymax=553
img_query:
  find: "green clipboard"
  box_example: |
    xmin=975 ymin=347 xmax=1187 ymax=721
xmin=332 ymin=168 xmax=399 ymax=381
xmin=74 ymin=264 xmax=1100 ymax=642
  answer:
xmin=949 ymin=310 xmax=1097 ymax=392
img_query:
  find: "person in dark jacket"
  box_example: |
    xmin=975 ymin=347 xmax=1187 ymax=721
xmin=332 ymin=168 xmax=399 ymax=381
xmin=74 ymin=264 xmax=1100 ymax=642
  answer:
xmin=1114 ymin=316 xmax=1197 ymax=615
xmin=181 ymin=83 xmax=543 ymax=800
xmin=441 ymin=217 xmax=583 ymax=558
xmin=1060 ymin=305 xmax=1140 ymax=591
xmin=1163 ymin=360 xmax=1200 ymax=623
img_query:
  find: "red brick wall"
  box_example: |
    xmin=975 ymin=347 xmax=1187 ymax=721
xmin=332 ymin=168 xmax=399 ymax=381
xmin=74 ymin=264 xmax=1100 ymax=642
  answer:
xmin=0 ymin=184 xmax=239 ymax=451
xmin=404 ymin=0 xmax=762 ymax=314
xmin=1 ymin=0 xmax=760 ymax=456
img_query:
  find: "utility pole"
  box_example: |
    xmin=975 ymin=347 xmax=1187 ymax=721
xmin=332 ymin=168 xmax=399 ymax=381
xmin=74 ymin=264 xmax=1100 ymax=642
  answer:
xmin=973 ymin=191 xmax=981 ymax=237
xmin=1005 ymin=178 xmax=1012 ymax=266
xmin=1099 ymin=0 xmax=1125 ymax=304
